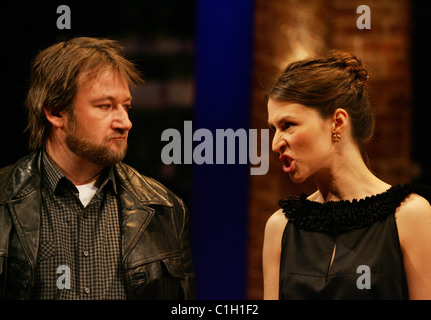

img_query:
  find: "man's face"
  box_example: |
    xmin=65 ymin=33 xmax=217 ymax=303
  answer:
xmin=65 ymin=67 xmax=133 ymax=167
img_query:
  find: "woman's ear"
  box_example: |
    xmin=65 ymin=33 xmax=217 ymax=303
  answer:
xmin=332 ymin=108 xmax=348 ymax=135
xmin=43 ymin=105 xmax=65 ymax=129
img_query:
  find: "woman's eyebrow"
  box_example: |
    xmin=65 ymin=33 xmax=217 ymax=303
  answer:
xmin=267 ymin=114 xmax=297 ymax=128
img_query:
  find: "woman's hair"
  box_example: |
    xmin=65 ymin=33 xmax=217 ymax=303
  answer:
xmin=265 ymin=51 xmax=374 ymax=147
xmin=25 ymin=37 xmax=143 ymax=150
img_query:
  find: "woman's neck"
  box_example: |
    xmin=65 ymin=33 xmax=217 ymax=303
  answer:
xmin=310 ymin=145 xmax=391 ymax=203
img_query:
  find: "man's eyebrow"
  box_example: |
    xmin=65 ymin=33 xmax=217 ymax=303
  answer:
xmin=90 ymin=96 xmax=132 ymax=103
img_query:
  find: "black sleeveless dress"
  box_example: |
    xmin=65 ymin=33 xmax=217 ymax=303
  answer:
xmin=278 ymin=183 xmax=431 ymax=300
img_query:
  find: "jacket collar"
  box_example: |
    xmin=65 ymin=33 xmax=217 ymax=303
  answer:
xmin=2 ymin=149 xmax=173 ymax=209
xmin=42 ymin=149 xmax=118 ymax=197
xmin=0 ymin=150 xmax=42 ymax=203
xmin=2 ymin=149 xmax=175 ymax=268
xmin=114 ymin=161 xmax=173 ymax=208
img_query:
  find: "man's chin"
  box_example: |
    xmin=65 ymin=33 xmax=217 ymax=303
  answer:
xmin=66 ymin=135 xmax=127 ymax=167
xmin=92 ymin=146 xmax=127 ymax=167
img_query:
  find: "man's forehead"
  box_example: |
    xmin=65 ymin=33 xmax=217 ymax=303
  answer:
xmin=78 ymin=66 xmax=129 ymax=89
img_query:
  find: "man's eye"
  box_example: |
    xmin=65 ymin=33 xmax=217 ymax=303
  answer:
xmin=124 ymin=105 xmax=132 ymax=112
xmin=99 ymin=104 xmax=111 ymax=109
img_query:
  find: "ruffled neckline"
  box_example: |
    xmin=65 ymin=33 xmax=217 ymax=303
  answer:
xmin=278 ymin=183 xmax=431 ymax=235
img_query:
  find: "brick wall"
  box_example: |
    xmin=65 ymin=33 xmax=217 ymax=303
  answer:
xmin=247 ymin=0 xmax=412 ymax=299
xmin=327 ymin=0 xmax=412 ymax=184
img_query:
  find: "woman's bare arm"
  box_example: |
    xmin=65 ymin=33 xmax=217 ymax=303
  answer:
xmin=262 ymin=209 xmax=288 ymax=300
xmin=396 ymin=193 xmax=431 ymax=299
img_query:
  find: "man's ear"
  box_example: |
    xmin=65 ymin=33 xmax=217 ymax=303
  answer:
xmin=43 ymin=105 xmax=65 ymax=128
xmin=332 ymin=108 xmax=348 ymax=135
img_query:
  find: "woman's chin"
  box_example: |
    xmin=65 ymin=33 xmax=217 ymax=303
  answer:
xmin=288 ymin=172 xmax=307 ymax=184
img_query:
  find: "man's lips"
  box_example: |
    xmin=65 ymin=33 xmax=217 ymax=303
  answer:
xmin=279 ymin=154 xmax=294 ymax=173
xmin=109 ymin=136 xmax=127 ymax=142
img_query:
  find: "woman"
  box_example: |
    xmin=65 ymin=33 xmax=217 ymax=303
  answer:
xmin=263 ymin=51 xmax=431 ymax=299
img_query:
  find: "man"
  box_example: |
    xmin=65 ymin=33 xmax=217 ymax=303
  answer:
xmin=0 ymin=37 xmax=194 ymax=299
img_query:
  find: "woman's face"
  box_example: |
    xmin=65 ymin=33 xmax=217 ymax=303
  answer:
xmin=267 ymin=99 xmax=334 ymax=183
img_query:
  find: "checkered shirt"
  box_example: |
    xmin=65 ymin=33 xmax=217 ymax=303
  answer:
xmin=34 ymin=151 xmax=126 ymax=299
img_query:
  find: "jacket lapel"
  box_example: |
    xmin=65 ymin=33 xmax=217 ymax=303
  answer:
xmin=3 ymin=151 xmax=42 ymax=268
xmin=7 ymin=189 xmax=41 ymax=267
xmin=118 ymin=187 xmax=155 ymax=260
xmin=114 ymin=162 xmax=173 ymax=262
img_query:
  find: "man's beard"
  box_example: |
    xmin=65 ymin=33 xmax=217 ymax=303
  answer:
xmin=65 ymin=125 xmax=127 ymax=167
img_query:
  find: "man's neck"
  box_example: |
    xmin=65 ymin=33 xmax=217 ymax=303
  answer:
xmin=44 ymin=140 xmax=105 ymax=185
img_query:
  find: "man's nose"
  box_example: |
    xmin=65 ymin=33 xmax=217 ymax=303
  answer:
xmin=112 ymin=105 xmax=133 ymax=131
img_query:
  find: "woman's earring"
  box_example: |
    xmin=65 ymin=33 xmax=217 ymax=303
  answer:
xmin=332 ymin=133 xmax=341 ymax=142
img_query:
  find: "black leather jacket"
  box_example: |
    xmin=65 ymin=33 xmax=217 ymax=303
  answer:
xmin=0 ymin=150 xmax=194 ymax=299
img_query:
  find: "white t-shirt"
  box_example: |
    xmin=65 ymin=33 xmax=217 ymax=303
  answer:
xmin=75 ymin=180 xmax=99 ymax=207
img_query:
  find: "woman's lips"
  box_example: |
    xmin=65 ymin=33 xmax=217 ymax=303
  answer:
xmin=279 ymin=154 xmax=294 ymax=173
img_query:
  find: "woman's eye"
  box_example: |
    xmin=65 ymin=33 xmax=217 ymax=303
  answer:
xmin=284 ymin=122 xmax=294 ymax=130
xmin=268 ymin=122 xmax=295 ymax=133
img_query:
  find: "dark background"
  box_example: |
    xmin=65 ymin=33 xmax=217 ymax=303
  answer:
xmin=0 ymin=0 xmax=195 ymax=204
xmin=411 ymin=1 xmax=431 ymax=185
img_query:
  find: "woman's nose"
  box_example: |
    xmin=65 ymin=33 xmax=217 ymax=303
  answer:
xmin=272 ymin=132 xmax=286 ymax=154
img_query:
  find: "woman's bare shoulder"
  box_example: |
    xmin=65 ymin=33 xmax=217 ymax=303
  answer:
xmin=396 ymin=193 xmax=431 ymax=221
xmin=395 ymin=192 xmax=431 ymax=244
xmin=265 ymin=208 xmax=288 ymax=235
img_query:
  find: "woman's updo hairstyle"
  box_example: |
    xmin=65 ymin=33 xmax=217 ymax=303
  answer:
xmin=266 ymin=51 xmax=374 ymax=147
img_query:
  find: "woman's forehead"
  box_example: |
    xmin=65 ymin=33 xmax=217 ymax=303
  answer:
xmin=267 ymin=100 xmax=320 ymax=124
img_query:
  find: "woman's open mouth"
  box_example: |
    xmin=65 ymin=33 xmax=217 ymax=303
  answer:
xmin=279 ymin=154 xmax=295 ymax=173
